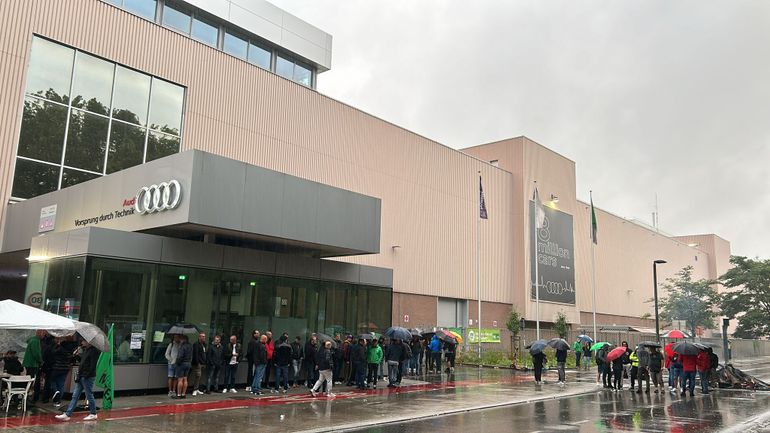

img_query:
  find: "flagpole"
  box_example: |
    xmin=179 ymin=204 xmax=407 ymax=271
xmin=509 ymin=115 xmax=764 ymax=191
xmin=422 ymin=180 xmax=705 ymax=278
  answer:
xmin=590 ymin=191 xmax=598 ymax=339
xmin=477 ymin=172 xmax=482 ymax=360
xmin=534 ymin=181 xmax=541 ymax=340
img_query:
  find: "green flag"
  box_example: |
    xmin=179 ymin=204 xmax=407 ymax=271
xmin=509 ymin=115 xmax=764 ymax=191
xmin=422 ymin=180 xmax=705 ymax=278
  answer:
xmin=95 ymin=324 xmax=114 ymax=409
xmin=590 ymin=193 xmax=598 ymax=244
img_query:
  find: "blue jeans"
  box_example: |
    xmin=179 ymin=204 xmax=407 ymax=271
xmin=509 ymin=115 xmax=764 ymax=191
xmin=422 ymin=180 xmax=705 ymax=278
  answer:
xmin=275 ymin=365 xmax=289 ymax=390
xmin=680 ymin=371 xmax=696 ymax=393
xmin=251 ymin=364 xmax=266 ymax=393
xmin=670 ymin=367 xmax=682 ymax=388
xmin=65 ymin=376 xmax=96 ymax=416
xmin=699 ymin=370 xmax=709 ymax=393
xmin=206 ymin=365 xmax=221 ymax=392
xmin=224 ymin=363 xmax=238 ymax=389
xmin=50 ymin=371 xmax=67 ymax=403
xmin=387 ymin=361 xmax=399 ymax=385
xmin=354 ymin=362 xmax=366 ymax=388
xmin=410 ymin=352 xmax=421 ymax=374
xmin=291 ymin=359 xmax=302 ymax=384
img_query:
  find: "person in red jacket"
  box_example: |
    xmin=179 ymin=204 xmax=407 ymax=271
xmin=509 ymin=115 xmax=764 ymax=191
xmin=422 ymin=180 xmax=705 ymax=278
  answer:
xmin=680 ymin=353 xmax=697 ymax=396
xmin=696 ymin=350 xmax=711 ymax=394
xmin=263 ymin=331 xmax=275 ymax=392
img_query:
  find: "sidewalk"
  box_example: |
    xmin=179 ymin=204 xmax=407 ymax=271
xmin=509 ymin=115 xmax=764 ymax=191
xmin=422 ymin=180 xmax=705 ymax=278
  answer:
xmin=0 ymin=367 xmax=597 ymax=432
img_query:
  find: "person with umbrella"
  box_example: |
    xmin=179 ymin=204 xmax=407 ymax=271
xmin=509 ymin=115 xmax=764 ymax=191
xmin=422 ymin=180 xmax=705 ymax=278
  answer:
xmin=428 ymin=335 xmax=441 ymax=374
xmin=668 ymin=349 xmax=683 ymax=395
xmin=384 ymin=339 xmax=404 ymax=387
xmin=532 ymin=349 xmax=547 ymax=384
xmin=442 ymin=337 xmax=456 ymax=373
xmin=676 ymin=342 xmax=699 ymax=397
xmin=636 ymin=345 xmax=651 ymax=394
xmin=606 ymin=346 xmax=627 ymax=390
xmin=648 ymin=346 xmax=664 ymax=393
xmin=595 ymin=344 xmax=610 ymax=388
xmin=572 ymin=339 xmax=582 ymax=369
xmin=581 ymin=342 xmax=592 ymax=371
xmin=54 ymin=338 xmax=100 ymax=422
xmin=548 ymin=338 xmax=570 ymax=385
xmin=366 ymin=337 xmax=383 ymax=389
xmin=696 ymin=346 xmax=711 ymax=394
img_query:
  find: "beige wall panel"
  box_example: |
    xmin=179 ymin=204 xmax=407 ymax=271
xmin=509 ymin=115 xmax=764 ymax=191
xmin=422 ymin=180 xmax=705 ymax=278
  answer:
xmin=0 ymin=0 xmax=516 ymax=305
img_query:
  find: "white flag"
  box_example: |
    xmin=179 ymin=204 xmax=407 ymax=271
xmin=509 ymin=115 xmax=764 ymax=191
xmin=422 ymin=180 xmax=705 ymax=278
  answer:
xmin=533 ymin=185 xmax=546 ymax=229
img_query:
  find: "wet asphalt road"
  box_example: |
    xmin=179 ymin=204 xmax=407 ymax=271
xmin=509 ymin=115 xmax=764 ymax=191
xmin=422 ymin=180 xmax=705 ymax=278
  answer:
xmin=355 ymin=387 xmax=770 ymax=433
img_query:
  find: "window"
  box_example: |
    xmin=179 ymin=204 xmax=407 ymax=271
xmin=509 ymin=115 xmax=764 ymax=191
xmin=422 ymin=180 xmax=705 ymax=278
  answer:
xmin=123 ymin=0 xmax=157 ymax=21
xmin=12 ymin=36 xmax=185 ymax=199
xmin=191 ymin=17 xmax=218 ymax=47
xmin=293 ymin=63 xmax=312 ymax=87
xmin=276 ymin=54 xmax=313 ymax=87
xmin=223 ymin=31 xmax=248 ymax=60
xmin=248 ymin=43 xmax=271 ymax=70
xmin=275 ymin=54 xmax=294 ymax=80
xmin=162 ymin=3 xmax=190 ymax=33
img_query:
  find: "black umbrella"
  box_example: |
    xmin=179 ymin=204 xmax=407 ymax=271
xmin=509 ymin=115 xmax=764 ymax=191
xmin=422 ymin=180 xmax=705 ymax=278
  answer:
xmin=409 ymin=328 xmax=424 ymax=338
xmin=526 ymin=339 xmax=548 ymax=355
xmin=358 ymin=333 xmax=375 ymax=341
xmin=166 ymin=324 xmax=200 ymax=335
xmin=693 ymin=342 xmax=710 ymax=351
xmin=639 ymin=341 xmax=662 ymax=348
xmin=672 ymin=341 xmax=702 ymax=356
xmin=547 ymin=338 xmax=570 ymax=351
xmin=384 ymin=326 xmax=412 ymax=341
xmin=315 ymin=332 xmax=339 ymax=349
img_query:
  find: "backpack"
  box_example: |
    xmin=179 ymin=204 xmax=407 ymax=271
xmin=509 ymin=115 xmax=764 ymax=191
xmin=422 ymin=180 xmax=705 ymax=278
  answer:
xmin=709 ymin=352 xmax=719 ymax=369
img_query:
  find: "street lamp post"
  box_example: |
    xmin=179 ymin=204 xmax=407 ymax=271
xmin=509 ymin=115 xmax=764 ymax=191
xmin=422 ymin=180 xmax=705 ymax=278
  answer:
xmin=653 ymin=259 xmax=667 ymax=342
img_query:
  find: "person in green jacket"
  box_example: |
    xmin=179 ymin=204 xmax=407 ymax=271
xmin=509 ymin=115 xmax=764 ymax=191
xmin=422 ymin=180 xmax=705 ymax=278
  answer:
xmin=22 ymin=330 xmax=46 ymax=403
xmin=366 ymin=339 xmax=384 ymax=389
xmin=572 ymin=340 xmax=582 ymax=368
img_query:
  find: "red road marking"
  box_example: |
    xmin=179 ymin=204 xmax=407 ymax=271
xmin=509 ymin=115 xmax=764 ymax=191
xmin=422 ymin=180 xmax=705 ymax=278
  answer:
xmin=0 ymin=375 xmax=535 ymax=429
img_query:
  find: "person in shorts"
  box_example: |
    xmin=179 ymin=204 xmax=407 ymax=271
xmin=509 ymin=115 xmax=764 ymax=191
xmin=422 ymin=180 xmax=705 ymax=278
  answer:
xmin=174 ymin=335 xmax=193 ymax=398
xmin=165 ymin=335 xmax=181 ymax=397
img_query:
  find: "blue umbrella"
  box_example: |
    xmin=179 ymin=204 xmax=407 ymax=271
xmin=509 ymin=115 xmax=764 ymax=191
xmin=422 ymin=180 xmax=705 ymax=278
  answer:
xmin=577 ymin=334 xmax=594 ymax=343
xmin=526 ymin=339 xmax=549 ymax=355
xmin=384 ymin=326 xmax=412 ymax=341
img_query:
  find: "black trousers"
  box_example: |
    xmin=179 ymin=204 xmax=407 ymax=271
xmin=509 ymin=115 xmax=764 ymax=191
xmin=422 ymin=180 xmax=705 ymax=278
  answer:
xmin=367 ymin=363 xmax=379 ymax=385
xmin=630 ymin=366 xmax=638 ymax=388
xmin=613 ymin=368 xmax=622 ymax=389
xmin=246 ymin=360 xmax=255 ymax=387
xmin=262 ymin=360 xmax=273 ymax=388
xmin=534 ymin=364 xmax=543 ymax=382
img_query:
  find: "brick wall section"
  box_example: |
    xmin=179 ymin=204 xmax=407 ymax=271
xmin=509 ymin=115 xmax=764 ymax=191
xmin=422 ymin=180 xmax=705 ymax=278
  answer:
xmin=391 ymin=292 xmax=436 ymax=330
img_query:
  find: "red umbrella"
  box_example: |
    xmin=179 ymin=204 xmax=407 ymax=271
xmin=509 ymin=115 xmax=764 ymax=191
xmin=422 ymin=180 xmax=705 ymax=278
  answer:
xmin=606 ymin=346 xmax=628 ymax=362
xmin=665 ymin=330 xmax=687 ymax=339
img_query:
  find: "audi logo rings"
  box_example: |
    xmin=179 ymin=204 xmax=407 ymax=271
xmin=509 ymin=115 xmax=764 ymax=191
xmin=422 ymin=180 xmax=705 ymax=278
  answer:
xmin=135 ymin=180 xmax=182 ymax=214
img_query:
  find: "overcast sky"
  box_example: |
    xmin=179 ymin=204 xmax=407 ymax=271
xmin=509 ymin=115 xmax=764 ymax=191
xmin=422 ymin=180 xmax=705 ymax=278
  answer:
xmin=272 ymin=0 xmax=770 ymax=259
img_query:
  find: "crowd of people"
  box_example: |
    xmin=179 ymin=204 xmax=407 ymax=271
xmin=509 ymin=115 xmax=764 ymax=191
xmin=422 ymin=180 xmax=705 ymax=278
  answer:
xmin=160 ymin=330 xmax=459 ymax=399
xmin=532 ymin=339 xmax=720 ymax=397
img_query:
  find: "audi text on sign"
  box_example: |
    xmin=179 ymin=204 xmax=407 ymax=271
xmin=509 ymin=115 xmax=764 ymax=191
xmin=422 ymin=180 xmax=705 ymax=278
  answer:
xmin=135 ymin=180 xmax=182 ymax=214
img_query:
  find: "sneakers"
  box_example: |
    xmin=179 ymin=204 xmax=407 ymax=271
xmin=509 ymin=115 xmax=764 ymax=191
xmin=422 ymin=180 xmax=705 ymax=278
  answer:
xmin=192 ymin=390 xmax=199 ymax=396
xmin=246 ymin=386 xmax=252 ymax=392
xmin=222 ymin=389 xmax=228 ymax=394
xmin=169 ymin=391 xmax=176 ymax=397
xmin=52 ymin=391 xmax=60 ymax=403
xmin=327 ymin=392 xmax=336 ymax=398
xmin=282 ymin=389 xmax=288 ymax=394
xmin=230 ymin=388 xmax=237 ymax=393
xmin=83 ymin=414 xmax=98 ymax=421
xmin=310 ymin=390 xmax=317 ymax=397
xmin=55 ymin=414 xmax=71 ymax=421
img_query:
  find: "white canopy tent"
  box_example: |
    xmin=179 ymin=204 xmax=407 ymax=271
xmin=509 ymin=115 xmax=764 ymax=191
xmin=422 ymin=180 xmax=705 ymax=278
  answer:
xmin=0 ymin=299 xmax=109 ymax=352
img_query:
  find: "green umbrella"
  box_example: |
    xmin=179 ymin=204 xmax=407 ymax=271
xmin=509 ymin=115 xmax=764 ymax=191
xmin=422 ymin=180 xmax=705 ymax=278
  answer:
xmin=590 ymin=342 xmax=611 ymax=351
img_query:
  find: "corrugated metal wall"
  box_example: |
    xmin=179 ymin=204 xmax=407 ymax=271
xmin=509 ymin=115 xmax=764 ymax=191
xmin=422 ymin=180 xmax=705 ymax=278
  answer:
xmin=0 ymin=0 xmax=517 ymax=303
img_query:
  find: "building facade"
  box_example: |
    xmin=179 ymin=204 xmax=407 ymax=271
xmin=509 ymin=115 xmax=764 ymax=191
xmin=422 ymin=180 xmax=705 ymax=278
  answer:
xmin=0 ymin=0 xmax=732 ymax=388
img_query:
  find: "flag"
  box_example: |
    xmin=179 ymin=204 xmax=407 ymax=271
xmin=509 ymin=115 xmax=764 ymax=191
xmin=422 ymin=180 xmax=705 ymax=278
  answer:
xmin=95 ymin=324 xmax=114 ymax=409
xmin=590 ymin=193 xmax=598 ymax=244
xmin=479 ymin=176 xmax=488 ymax=219
xmin=533 ymin=185 xmax=545 ymax=228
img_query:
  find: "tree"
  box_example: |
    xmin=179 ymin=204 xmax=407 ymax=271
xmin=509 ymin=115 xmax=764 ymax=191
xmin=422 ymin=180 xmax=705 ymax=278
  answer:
xmin=554 ymin=311 xmax=568 ymax=339
xmin=658 ymin=266 xmax=719 ymax=337
xmin=506 ymin=308 xmax=522 ymax=363
xmin=718 ymin=256 xmax=770 ymax=339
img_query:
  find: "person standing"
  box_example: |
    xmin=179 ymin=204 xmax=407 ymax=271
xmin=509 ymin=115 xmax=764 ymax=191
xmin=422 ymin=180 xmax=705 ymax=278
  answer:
xmin=290 ymin=336 xmax=303 ymax=388
xmin=47 ymin=338 xmax=71 ymax=408
xmin=669 ymin=353 xmax=683 ymax=395
xmin=572 ymin=340 xmax=582 ymax=369
xmin=351 ymin=338 xmax=367 ymax=390
xmin=596 ymin=345 xmax=609 ymax=388
xmin=54 ymin=340 xmax=100 ymax=422
xmin=555 ymin=347 xmax=567 ymax=385
xmin=428 ymin=336 xmax=441 ymax=373
xmin=443 ymin=340 xmax=455 ymax=373
xmin=399 ymin=339 xmax=412 ymax=383
xmin=582 ymin=343 xmax=591 ymax=371
xmin=304 ymin=335 xmax=319 ymax=388
xmin=621 ymin=341 xmax=632 ymax=385
xmin=532 ymin=351 xmax=547 ymax=384
xmin=263 ymin=331 xmax=274 ymax=392
xmin=385 ymin=338 xmax=403 ymax=387
xmin=274 ymin=335 xmax=292 ymax=393
xmin=164 ymin=335 xmax=181 ymax=397
xmin=223 ymin=335 xmax=241 ymax=393
xmin=680 ymin=353 xmax=697 ymax=397
xmin=696 ymin=348 xmax=711 ymax=394
xmin=611 ymin=352 xmax=624 ymax=391
xmin=332 ymin=334 xmax=344 ymax=384
xmin=648 ymin=346 xmax=663 ymax=393
xmin=174 ymin=335 xmax=192 ymax=398
xmin=310 ymin=341 xmax=335 ymax=398
xmin=367 ymin=339 xmax=383 ymax=389
xmin=245 ymin=330 xmax=260 ymax=392
xmin=23 ymin=330 xmax=45 ymax=403
xmin=628 ymin=349 xmax=639 ymax=391
xmin=409 ymin=337 xmax=421 ymax=375
xmin=250 ymin=335 xmax=268 ymax=395
xmin=206 ymin=335 xmax=224 ymax=393
xmin=190 ymin=332 xmax=207 ymax=396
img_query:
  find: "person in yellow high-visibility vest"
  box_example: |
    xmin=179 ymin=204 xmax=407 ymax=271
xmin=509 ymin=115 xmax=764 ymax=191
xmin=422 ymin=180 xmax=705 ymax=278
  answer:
xmin=629 ymin=350 xmax=639 ymax=391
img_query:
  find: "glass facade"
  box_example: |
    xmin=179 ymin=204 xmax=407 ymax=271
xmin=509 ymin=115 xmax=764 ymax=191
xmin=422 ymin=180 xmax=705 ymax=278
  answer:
xmin=12 ymin=36 xmax=185 ymax=200
xmin=31 ymin=256 xmax=391 ymax=365
xmin=106 ymin=0 xmax=315 ymax=87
